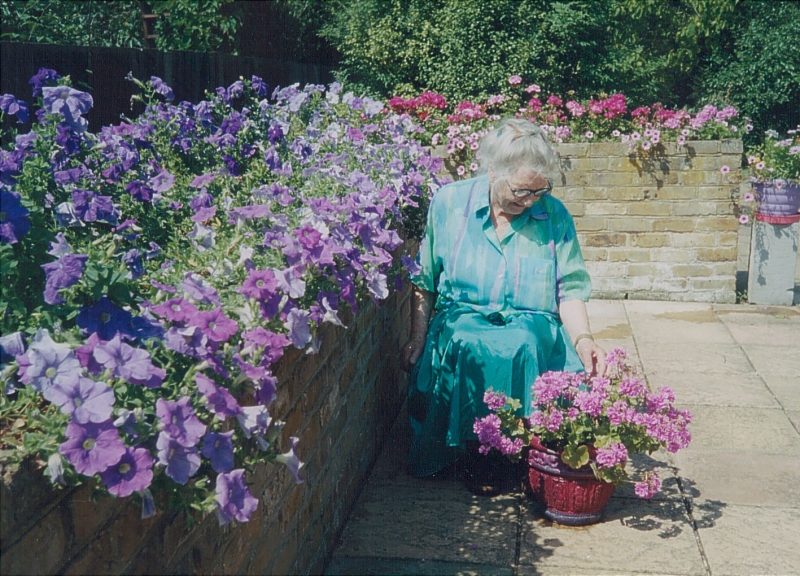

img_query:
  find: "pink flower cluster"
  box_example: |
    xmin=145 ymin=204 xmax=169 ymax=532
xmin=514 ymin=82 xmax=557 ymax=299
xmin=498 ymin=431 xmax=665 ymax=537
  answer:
xmin=387 ymin=91 xmax=448 ymax=120
xmin=473 ymin=413 xmax=525 ymax=456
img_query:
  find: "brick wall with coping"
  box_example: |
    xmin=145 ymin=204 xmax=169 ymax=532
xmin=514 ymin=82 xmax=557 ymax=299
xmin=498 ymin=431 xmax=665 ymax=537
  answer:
xmin=555 ymin=140 xmax=743 ymax=303
xmin=0 ymin=287 xmax=412 ymax=575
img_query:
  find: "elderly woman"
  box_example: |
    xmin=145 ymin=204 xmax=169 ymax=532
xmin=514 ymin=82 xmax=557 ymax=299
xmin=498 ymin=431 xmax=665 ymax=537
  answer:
xmin=403 ymin=118 xmax=606 ymax=492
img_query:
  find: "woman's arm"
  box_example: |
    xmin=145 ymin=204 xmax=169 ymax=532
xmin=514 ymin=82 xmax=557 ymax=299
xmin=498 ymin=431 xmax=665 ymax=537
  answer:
xmin=402 ymin=286 xmax=434 ymax=370
xmin=558 ymin=299 xmax=606 ymax=376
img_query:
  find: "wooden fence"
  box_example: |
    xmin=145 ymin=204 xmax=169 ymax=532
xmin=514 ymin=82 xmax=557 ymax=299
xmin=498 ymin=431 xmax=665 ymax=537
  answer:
xmin=0 ymin=42 xmax=335 ymax=129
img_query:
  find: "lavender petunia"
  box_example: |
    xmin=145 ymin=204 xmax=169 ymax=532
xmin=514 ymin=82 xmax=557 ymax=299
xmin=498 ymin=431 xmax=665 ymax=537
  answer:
xmin=196 ymin=373 xmax=241 ymax=419
xmin=93 ymin=334 xmax=165 ymax=387
xmin=193 ymin=308 xmax=238 ymax=343
xmin=0 ymin=190 xmax=31 ymax=244
xmin=236 ymin=405 xmax=271 ymax=439
xmin=149 ymin=76 xmax=174 ymax=101
xmin=215 ymin=469 xmax=258 ymax=525
xmin=0 ymin=94 xmax=28 ymax=123
xmin=156 ymin=397 xmax=206 ymax=447
xmin=202 ymin=431 xmax=235 ymax=473
xmin=71 ymin=189 xmax=117 ymax=223
xmin=148 ymin=169 xmax=175 ymax=193
xmin=100 ymin=447 xmax=154 ymax=497
xmin=181 ymin=273 xmax=220 ymax=305
xmin=156 ymin=432 xmax=201 ymax=484
xmin=43 ymin=376 xmax=115 ymax=424
xmin=150 ymin=297 xmax=199 ymax=324
xmin=41 ymin=251 xmax=87 ymax=304
xmin=42 ymin=85 xmax=93 ymax=128
xmin=285 ymin=308 xmax=312 ymax=348
xmin=29 ymin=67 xmax=60 ymax=98
xmin=59 ymin=420 xmax=126 ymax=475
xmin=23 ymin=329 xmax=81 ymax=392
xmin=275 ymin=436 xmax=304 ymax=484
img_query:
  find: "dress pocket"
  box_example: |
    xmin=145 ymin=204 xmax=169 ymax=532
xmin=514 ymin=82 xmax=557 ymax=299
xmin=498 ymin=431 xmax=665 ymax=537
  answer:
xmin=510 ymin=256 xmax=556 ymax=311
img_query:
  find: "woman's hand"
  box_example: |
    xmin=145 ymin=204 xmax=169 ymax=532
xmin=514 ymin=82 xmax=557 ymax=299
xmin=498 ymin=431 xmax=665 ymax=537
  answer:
xmin=576 ymin=338 xmax=607 ymax=377
xmin=402 ymin=338 xmax=425 ymax=372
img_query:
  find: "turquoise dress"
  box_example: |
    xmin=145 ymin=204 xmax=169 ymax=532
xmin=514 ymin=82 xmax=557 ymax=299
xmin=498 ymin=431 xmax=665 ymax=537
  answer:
xmin=409 ymin=174 xmax=590 ymax=477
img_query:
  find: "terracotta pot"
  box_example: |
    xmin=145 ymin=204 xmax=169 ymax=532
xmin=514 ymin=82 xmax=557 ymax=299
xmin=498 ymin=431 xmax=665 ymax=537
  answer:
xmin=527 ymin=437 xmax=615 ymax=526
xmin=753 ymin=180 xmax=800 ymax=224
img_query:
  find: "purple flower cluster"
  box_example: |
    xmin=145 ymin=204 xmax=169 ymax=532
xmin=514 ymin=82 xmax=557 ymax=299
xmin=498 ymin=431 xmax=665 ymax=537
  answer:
xmin=488 ymin=347 xmax=693 ymax=498
xmin=2 ymin=70 xmax=446 ymax=525
xmin=473 ymin=414 xmax=525 ymax=456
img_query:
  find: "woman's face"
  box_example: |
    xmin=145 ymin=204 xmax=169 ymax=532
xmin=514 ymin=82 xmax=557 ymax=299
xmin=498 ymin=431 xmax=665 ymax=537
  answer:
xmin=490 ymin=166 xmax=550 ymax=216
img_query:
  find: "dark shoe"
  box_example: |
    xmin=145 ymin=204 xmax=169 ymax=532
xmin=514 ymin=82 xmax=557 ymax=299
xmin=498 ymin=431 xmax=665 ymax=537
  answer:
xmin=462 ymin=452 xmax=504 ymax=496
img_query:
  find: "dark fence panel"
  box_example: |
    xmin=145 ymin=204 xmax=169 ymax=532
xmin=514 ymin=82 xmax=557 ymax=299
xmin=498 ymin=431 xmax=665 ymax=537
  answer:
xmin=1 ymin=42 xmax=335 ymax=129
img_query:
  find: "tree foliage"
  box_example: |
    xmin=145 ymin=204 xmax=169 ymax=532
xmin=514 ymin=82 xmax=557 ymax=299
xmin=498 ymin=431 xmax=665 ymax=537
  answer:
xmin=0 ymin=0 xmax=241 ymax=53
xmin=312 ymin=0 xmax=798 ymax=133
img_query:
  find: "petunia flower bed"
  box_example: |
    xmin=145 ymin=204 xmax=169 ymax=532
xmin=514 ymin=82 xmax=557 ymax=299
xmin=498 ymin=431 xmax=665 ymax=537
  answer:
xmin=0 ymin=69 xmax=445 ymax=524
xmin=387 ymin=75 xmax=748 ymax=178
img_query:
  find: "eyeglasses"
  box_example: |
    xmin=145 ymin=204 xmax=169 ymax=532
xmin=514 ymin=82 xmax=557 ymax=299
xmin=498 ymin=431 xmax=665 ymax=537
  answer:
xmin=507 ymin=178 xmax=552 ymax=199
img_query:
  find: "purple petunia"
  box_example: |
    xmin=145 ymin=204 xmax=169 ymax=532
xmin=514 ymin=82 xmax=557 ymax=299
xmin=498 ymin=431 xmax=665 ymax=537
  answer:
xmin=22 ymin=329 xmax=81 ymax=392
xmin=196 ymin=373 xmax=241 ymax=419
xmin=71 ymin=189 xmax=117 ymax=223
xmin=148 ymin=169 xmax=175 ymax=193
xmin=0 ymin=94 xmax=28 ymax=123
xmin=240 ymin=269 xmax=279 ymax=301
xmin=76 ymin=297 xmax=137 ymax=340
xmin=202 ymin=431 xmax=235 ymax=473
xmin=42 ymin=85 xmax=93 ymax=129
xmin=284 ymin=308 xmax=312 ymax=348
xmin=0 ymin=190 xmax=30 ymax=244
xmin=181 ymin=273 xmax=220 ymax=305
xmin=125 ymin=180 xmax=154 ymax=202
xmin=149 ymin=76 xmax=174 ymax=101
xmin=156 ymin=432 xmax=201 ymax=485
xmin=100 ymin=447 xmax=154 ymax=497
xmin=156 ymin=397 xmax=206 ymax=447
xmin=215 ymin=469 xmax=258 ymax=525
xmin=59 ymin=420 xmax=126 ymax=475
xmin=150 ymin=297 xmax=199 ymax=324
xmin=29 ymin=67 xmax=60 ymax=98
xmin=192 ymin=308 xmax=238 ymax=343
xmin=43 ymin=376 xmax=115 ymax=424
xmin=93 ymin=334 xmax=165 ymax=387
xmin=41 ymin=252 xmax=88 ymax=305
xmin=275 ymin=436 xmax=304 ymax=484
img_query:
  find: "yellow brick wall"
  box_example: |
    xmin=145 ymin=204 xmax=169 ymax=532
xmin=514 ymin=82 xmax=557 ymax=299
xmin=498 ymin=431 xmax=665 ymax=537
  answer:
xmin=556 ymin=140 xmax=743 ymax=303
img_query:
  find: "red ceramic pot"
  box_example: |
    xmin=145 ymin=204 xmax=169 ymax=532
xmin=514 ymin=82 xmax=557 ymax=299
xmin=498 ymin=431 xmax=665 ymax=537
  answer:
xmin=527 ymin=437 xmax=615 ymax=526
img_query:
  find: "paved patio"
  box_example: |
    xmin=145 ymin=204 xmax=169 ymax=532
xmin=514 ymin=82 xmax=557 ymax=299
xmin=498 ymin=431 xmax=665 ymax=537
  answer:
xmin=325 ymin=300 xmax=800 ymax=576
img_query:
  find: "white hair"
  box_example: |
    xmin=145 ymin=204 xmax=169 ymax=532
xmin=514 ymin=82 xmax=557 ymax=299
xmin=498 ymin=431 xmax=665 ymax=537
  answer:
xmin=477 ymin=118 xmax=560 ymax=180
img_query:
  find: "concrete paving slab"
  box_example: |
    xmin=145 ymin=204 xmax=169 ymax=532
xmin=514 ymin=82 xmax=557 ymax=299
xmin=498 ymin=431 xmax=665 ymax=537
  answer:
xmin=758 ymin=374 xmax=800 ymax=411
xmin=680 ymin=406 xmax=800 ymax=453
xmin=516 ymin=567 xmax=693 ymax=576
xmin=626 ymin=308 xmax=736 ymax=344
xmin=697 ymin=504 xmax=800 ymax=575
xmin=517 ymin=497 xmax=705 ymax=575
xmin=741 ymin=343 xmax=800 ymax=375
xmin=333 ymin=483 xmax=519 ymax=566
xmin=673 ymin=450 xmax=800 ymax=507
xmin=716 ymin=306 xmax=800 ymax=344
xmin=325 ymin=556 xmax=513 ymax=576
xmin=645 ymin=371 xmax=780 ymax=408
xmin=787 ymin=410 xmax=800 ymax=430
xmin=636 ymin=343 xmax=755 ymax=376
xmin=587 ymin=300 xmax=629 ymax=319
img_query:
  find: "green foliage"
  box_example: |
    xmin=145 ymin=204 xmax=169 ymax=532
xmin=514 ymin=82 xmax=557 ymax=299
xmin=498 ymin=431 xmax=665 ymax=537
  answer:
xmin=150 ymin=0 xmax=241 ymax=53
xmin=1 ymin=0 xmax=144 ymax=48
xmin=699 ymin=1 xmax=800 ymax=138
xmin=0 ymin=0 xmax=240 ymax=53
xmin=316 ymin=0 xmax=796 ymax=134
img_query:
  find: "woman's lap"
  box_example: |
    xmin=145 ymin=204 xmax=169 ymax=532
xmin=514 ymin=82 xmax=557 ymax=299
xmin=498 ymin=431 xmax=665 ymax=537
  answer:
xmin=409 ymin=307 xmax=581 ymax=477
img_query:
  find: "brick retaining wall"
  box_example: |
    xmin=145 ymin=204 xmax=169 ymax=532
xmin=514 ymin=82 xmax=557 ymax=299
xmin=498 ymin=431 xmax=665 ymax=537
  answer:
xmin=0 ymin=287 xmax=411 ymax=575
xmin=556 ymin=140 xmax=742 ymax=303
